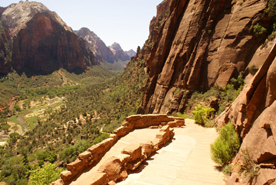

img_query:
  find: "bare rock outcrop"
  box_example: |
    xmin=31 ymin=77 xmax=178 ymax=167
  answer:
xmin=215 ymin=41 xmax=276 ymax=184
xmin=136 ymin=0 xmax=272 ymax=114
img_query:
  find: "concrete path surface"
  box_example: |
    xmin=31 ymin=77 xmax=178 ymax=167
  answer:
xmin=71 ymin=119 xmax=225 ymax=185
xmin=117 ymin=119 xmax=225 ymax=185
xmin=71 ymin=128 xmax=160 ymax=185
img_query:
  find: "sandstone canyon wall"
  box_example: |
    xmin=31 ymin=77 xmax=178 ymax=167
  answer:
xmin=136 ymin=0 xmax=274 ymax=115
xmin=0 ymin=22 xmax=12 ymax=76
xmin=215 ymin=40 xmax=276 ymax=185
xmin=0 ymin=1 xmax=97 ymax=75
xmin=133 ymin=0 xmax=276 ymax=183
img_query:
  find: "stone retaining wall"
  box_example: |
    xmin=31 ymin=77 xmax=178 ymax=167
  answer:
xmin=51 ymin=114 xmax=185 ymax=185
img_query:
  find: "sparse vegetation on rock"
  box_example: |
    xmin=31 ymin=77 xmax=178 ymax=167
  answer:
xmin=211 ymin=123 xmax=240 ymax=165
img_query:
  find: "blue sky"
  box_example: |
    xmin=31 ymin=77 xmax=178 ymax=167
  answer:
xmin=1 ymin=0 xmax=162 ymax=51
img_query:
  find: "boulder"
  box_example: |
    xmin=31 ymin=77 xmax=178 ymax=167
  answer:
xmin=78 ymin=151 xmax=91 ymax=160
xmin=97 ymin=156 xmax=123 ymax=181
xmin=113 ymin=126 xmax=132 ymax=138
xmin=66 ymin=158 xmax=86 ymax=175
xmin=88 ymin=172 xmax=108 ymax=185
xmin=122 ymin=144 xmax=142 ymax=161
xmin=116 ymin=153 xmax=131 ymax=166
xmin=88 ymin=138 xmax=115 ymax=154
xmin=140 ymin=141 xmax=154 ymax=157
xmin=60 ymin=170 xmax=73 ymax=183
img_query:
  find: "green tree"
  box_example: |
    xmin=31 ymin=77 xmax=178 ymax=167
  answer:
xmin=253 ymin=23 xmax=267 ymax=36
xmin=29 ymin=163 xmax=63 ymax=185
xmin=211 ymin=123 xmax=240 ymax=165
xmin=191 ymin=104 xmax=215 ymax=126
xmin=0 ymin=156 xmax=28 ymax=185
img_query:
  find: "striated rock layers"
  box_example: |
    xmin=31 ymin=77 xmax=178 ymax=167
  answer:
xmin=1 ymin=1 xmax=97 ymax=74
xmin=216 ymin=41 xmax=276 ymax=185
xmin=137 ymin=0 xmax=273 ymax=114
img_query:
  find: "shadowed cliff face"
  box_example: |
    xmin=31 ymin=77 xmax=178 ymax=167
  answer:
xmin=1 ymin=1 xmax=97 ymax=75
xmin=137 ymin=0 xmax=272 ymax=114
xmin=12 ymin=12 xmax=97 ymax=74
xmin=0 ymin=23 xmax=12 ymax=76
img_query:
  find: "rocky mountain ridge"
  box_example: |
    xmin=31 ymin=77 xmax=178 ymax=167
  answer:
xmin=125 ymin=49 xmax=136 ymax=58
xmin=0 ymin=1 xmax=97 ymax=75
xmin=76 ymin=28 xmax=131 ymax=64
xmin=109 ymin=42 xmax=130 ymax=62
xmin=75 ymin=28 xmax=115 ymax=64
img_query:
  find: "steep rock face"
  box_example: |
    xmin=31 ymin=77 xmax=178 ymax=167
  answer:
xmin=76 ymin=27 xmax=115 ymax=63
xmin=1 ymin=1 xmax=97 ymax=74
xmin=109 ymin=42 xmax=130 ymax=62
xmin=137 ymin=0 xmax=271 ymax=114
xmin=0 ymin=23 xmax=12 ymax=75
xmin=216 ymin=41 xmax=276 ymax=184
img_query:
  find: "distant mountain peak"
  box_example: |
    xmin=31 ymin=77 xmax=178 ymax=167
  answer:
xmin=126 ymin=49 xmax=136 ymax=57
xmin=1 ymin=1 xmax=72 ymax=37
xmin=110 ymin=42 xmax=122 ymax=51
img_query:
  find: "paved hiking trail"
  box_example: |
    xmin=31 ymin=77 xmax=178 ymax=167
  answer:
xmin=71 ymin=119 xmax=225 ymax=185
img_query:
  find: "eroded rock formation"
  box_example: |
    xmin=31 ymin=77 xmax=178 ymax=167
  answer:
xmin=216 ymin=41 xmax=276 ymax=184
xmin=136 ymin=0 xmax=273 ymax=114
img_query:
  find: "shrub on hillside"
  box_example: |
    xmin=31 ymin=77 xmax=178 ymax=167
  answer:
xmin=211 ymin=123 xmax=240 ymax=165
xmin=29 ymin=163 xmax=63 ymax=185
xmin=191 ymin=104 xmax=215 ymax=126
xmin=59 ymin=140 xmax=91 ymax=164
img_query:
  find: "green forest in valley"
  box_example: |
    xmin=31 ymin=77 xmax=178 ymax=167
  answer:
xmin=0 ymin=58 xmax=147 ymax=184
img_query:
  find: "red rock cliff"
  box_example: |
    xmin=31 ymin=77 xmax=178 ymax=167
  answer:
xmin=0 ymin=22 xmax=12 ymax=75
xmin=215 ymin=40 xmax=276 ymax=184
xmin=1 ymin=1 xmax=97 ymax=74
xmin=137 ymin=0 xmax=272 ymax=114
